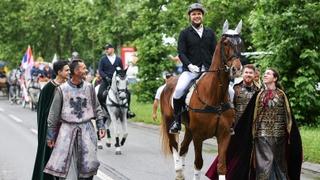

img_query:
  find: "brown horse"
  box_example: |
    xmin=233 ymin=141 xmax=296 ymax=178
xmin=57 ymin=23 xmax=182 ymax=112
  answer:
xmin=160 ymin=20 xmax=243 ymax=180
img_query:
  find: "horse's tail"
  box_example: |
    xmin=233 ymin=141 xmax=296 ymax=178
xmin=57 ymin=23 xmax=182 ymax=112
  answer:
xmin=159 ymin=77 xmax=178 ymax=157
xmin=160 ymin=112 xmax=172 ymax=157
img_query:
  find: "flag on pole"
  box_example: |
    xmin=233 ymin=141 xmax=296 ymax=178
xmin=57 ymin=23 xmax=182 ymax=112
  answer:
xmin=21 ymin=45 xmax=34 ymax=69
xmin=52 ymin=53 xmax=58 ymax=64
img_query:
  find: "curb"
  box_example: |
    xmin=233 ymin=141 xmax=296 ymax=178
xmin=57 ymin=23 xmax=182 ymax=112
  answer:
xmin=128 ymin=121 xmax=320 ymax=174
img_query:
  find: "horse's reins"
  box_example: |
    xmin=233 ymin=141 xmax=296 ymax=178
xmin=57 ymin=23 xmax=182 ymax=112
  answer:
xmin=187 ymin=35 xmax=242 ymax=134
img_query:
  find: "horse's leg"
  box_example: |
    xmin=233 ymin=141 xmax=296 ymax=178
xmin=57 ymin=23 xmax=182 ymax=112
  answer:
xmin=179 ymin=127 xmax=193 ymax=170
xmin=104 ymin=108 xmax=112 ymax=144
xmin=114 ymin=116 xmax=122 ymax=155
xmin=105 ymin=107 xmax=113 ymax=148
xmin=120 ymin=108 xmax=128 ymax=146
xmin=109 ymin=107 xmax=121 ymax=155
xmin=216 ymin=120 xmax=231 ymax=180
xmin=170 ymin=134 xmax=184 ymax=180
xmin=192 ymin=136 xmax=204 ymax=180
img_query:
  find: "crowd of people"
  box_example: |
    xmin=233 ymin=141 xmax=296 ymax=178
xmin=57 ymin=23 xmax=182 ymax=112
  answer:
xmin=151 ymin=2 xmax=302 ymax=180
xmin=27 ymin=2 xmax=303 ymax=180
xmin=30 ymin=43 xmax=138 ymax=179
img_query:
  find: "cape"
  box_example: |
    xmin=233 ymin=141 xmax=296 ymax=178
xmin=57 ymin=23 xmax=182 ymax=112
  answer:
xmin=32 ymin=81 xmax=59 ymax=180
xmin=206 ymin=91 xmax=303 ymax=180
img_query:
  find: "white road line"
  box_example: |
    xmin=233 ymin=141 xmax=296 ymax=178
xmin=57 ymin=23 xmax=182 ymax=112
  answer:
xmin=9 ymin=114 xmax=23 ymax=123
xmin=30 ymin=128 xmax=38 ymax=135
xmin=97 ymin=170 xmax=114 ymax=180
xmin=0 ymin=108 xmax=4 ymax=112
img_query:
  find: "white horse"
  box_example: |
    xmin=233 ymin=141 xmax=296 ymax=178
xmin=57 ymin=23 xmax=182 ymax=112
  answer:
xmin=106 ymin=68 xmax=129 ymax=155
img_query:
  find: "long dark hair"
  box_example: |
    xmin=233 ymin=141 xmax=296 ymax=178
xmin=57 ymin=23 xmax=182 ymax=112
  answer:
xmin=267 ymin=68 xmax=284 ymax=90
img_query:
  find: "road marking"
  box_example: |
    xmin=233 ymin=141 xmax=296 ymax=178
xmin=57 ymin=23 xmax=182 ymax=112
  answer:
xmin=97 ymin=170 xmax=114 ymax=180
xmin=30 ymin=128 xmax=38 ymax=135
xmin=0 ymin=108 xmax=4 ymax=112
xmin=9 ymin=114 xmax=23 ymax=123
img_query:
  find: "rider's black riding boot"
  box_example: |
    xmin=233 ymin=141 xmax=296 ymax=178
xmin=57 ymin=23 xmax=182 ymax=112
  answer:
xmin=169 ymin=98 xmax=184 ymax=134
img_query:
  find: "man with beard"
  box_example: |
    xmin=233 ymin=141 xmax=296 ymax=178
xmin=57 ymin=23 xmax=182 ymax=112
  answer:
xmin=233 ymin=64 xmax=260 ymax=126
xmin=170 ymin=3 xmax=217 ymax=134
xmin=32 ymin=60 xmax=69 ymax=180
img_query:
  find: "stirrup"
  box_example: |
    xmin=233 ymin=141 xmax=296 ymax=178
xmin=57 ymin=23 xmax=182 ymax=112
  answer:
xmin=169 ymin=121 xmax=181 ymax=134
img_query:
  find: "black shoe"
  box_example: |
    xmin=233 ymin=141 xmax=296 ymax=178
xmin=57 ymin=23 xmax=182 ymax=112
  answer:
xmin=127 ymin=111 xmax=136 ymax=119
xmin=169 ymin=121 xmax=181 ymax=134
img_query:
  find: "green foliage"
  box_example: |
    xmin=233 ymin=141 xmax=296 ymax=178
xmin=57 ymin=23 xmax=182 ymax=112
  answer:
xmin=250 ymin=1 xmax=320 ymax=125
xmin=0 ymin=0 xmax=319 ymax=125
xmin=132 ymin=0 xmax=177 ymax=102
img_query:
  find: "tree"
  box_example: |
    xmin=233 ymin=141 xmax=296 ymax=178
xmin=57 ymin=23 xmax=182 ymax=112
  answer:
xmin=250 ymin=1 xmax=320 ymax=125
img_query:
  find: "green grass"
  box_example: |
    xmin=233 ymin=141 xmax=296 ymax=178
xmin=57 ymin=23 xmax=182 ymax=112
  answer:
xmin=300 ymin=126 xmax=320 ymax=163
xmin=130 ymin=95 xmax=161 ymax=125
xmin=130 ymin=96 xmax=320 ymax=163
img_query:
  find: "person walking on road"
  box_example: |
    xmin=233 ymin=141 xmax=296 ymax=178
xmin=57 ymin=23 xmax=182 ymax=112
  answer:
xmin=152 ymin=73 xmax=173 ymax=121
xmin=206 ymin=68 xmax=302 ymax=180
xmin=233 ymin=64 xmax=260 ymax=126
xmin=170 ymin=3 xmax=217 ymax=134
xmin=32 ymin=60 xmax=70 ymax=180
xmin=44 ymin=59 xmax=106 ymax=180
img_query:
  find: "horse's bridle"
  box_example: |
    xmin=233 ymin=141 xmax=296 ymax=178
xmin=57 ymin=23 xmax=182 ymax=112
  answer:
xmin=220 ymin=34 xmax=242 ymax=72
xmin=203 ymin=34 xmax=242 ymax=74
xmin=109 ymin=74 xmax=128 ymax=107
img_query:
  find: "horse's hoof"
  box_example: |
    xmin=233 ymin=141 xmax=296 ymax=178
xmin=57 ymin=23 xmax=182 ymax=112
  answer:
xmin=115 ymin=151 xmax=122 ymax=155
xmin=175 ymin=169 xmax=184 ymax=180
xmin=98 ymin=145 xmax=103 ymax=149
xmin=106 ymin=143 xmax=111 ymax=148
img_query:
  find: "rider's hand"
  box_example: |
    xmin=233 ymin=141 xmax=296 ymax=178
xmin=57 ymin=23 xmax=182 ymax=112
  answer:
xmin=99 ymin=129 xmax=106 ymax=139
xmin=152 ymin=113 xmax=157 ymax=121
xmin=188 ymin=64 xmax=200 ymax=73
xmin=47 ymin=140 xmax=55 ymax=148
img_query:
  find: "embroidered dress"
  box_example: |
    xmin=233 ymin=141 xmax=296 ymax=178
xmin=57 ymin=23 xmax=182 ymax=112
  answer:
xmin=206 ymin=88 xmax=302 ymax=180
xmin=253 ymin=89 xmax=288 ymax=180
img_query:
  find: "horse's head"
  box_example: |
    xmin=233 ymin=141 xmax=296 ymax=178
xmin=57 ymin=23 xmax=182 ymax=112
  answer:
xmin=111 ymin=67 xmax=128 ymax=101
xmin=220 ymin=20 xmax=243 ymax=78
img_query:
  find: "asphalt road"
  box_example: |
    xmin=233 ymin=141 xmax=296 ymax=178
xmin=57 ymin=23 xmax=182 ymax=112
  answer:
xmin=0 ymin=97 xmax=319 ymax=180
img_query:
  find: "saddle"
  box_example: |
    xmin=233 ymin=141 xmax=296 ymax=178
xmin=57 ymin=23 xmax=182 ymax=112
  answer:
xmin=172 ymin=72 xmax=233 ymax=115
xmin=171 ymin=73 xmax=205 ymax=110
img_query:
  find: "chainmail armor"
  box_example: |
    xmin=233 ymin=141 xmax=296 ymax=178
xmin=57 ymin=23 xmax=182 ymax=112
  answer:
xmin=255 ymin=89 xmax=287 ymax=137
xmin=234 ymin=83 xmax=259 ymax=123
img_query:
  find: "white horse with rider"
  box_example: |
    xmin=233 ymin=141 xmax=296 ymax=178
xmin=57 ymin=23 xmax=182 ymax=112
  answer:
xmin=106 ymin=67 xmax=129 ymax=155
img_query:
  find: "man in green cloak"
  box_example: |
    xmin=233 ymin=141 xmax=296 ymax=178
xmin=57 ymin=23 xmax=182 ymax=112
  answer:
xmin=32 ymin=60 xmax=70 ymax=180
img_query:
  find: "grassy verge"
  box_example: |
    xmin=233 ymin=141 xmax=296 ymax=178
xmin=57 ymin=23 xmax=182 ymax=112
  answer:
xmin=130 ymin=96 xmax=320 ymax=163
xmin=300 ymin=126 xmax=320 ymax=163
xmin=130 ymin=95 xmax=160 ymax=125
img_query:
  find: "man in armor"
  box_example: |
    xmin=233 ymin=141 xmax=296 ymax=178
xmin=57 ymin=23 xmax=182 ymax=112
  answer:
xmin=44 ymin=59 xmax=106 ymax=179
xmin=32 ymin=60 xmax=69 ymax=180
xmin=233 ymin=64 xmax=259 ymax=126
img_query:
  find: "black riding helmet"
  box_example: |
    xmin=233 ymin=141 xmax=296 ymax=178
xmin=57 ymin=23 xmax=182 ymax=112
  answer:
xmin=188 ymin=3 xmax=205 ymax=15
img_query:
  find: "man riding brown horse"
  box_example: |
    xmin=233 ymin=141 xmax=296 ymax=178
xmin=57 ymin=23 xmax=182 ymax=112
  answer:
xmin=170 ymin=3 xmax=217 ymax=134
xmin=160 ymin=18 xmax=243 ymax=180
